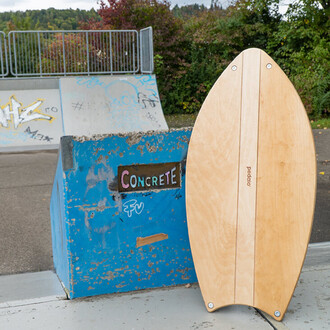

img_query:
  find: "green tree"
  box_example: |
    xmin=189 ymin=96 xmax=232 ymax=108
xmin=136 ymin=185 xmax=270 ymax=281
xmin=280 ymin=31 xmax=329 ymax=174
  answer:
xmin=267 ymin=0 xmax=329 ymax=117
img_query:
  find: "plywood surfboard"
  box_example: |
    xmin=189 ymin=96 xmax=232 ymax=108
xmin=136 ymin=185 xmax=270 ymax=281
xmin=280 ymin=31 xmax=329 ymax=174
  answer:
xmin=186 ymin=48 xmax=316 ymax=321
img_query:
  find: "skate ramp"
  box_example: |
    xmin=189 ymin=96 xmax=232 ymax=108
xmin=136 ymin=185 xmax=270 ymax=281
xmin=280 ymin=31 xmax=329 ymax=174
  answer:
xmin=0 ymin=75 xmax=168 ymax=152
xmin=60 ymin=75 xmax=168 ymax=136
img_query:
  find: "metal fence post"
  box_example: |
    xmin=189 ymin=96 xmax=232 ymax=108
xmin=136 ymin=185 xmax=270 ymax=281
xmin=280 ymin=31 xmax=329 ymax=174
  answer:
xmin=37 ymin=32 xmax=42 ymax=76
xmin=62 ymin=32 xmax=66 ymax=76
xmin=0 ymin=32 xmax=9 ymax=78
xmin=11 ymin=32 xmax=18 ymax=77
xmin=109 ymin=31 xmax=113 ymax=75
xmin=140 ymin=27 xmax=153 ymax=74
xmin=86 ymin=31 xmax=90 ymax=75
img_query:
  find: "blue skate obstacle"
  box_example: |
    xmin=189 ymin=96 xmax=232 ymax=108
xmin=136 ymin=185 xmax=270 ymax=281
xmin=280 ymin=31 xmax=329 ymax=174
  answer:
xmin=50 ymin=128 xmax=197 ymax=298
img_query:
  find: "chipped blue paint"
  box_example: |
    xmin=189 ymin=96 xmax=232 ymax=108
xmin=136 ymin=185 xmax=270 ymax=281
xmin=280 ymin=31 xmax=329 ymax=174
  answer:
xmin=50 ymin=128 xmax=197 ymax=299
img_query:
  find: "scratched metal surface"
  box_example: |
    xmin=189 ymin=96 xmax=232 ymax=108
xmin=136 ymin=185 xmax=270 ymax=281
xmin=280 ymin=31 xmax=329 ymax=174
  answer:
xmin=50 ymin=128 xmax=197 ymax=299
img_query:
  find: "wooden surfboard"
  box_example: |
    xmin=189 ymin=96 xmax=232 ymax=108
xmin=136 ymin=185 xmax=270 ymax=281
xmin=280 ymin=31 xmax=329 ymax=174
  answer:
xmin=185 ymin=48 xmax=316 ymax=321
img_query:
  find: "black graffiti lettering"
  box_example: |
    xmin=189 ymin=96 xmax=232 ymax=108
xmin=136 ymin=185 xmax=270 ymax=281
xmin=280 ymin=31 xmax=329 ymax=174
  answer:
xmin=43 ymin=135 xmax=53 ymax=142
xmin=44 ymin=106 xmax=58 ymax=113
xmin=138 ymin=92 xmax=159 ymax=109
xmin=72 ymin=102 xmax=84 ymax=111
xmin=146 ymin=112 xmax=161 ymax=128
xmin=25 ymin=126 xmax=38 ymax=138
xmin=24 ymin=126 xmax=53 ymax=143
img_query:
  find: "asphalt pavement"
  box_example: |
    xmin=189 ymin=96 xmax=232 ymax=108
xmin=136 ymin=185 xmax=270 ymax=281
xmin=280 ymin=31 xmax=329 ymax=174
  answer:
xmin=0 ymin=150 xmax=57 ymax=275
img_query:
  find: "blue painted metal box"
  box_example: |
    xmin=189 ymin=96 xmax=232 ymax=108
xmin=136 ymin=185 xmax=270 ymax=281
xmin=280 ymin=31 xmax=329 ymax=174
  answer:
xmin=50 ymin=128 xmax=197 ymax=298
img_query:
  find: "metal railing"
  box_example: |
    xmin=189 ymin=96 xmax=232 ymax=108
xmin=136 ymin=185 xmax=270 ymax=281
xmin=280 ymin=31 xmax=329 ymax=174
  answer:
xmin=140 ymin=27 xmax=153 ymax=74
xmin=0 ymin=28 xmax=153 ymax=78
xmin=0 ymin=32 xmax=8 ymax=78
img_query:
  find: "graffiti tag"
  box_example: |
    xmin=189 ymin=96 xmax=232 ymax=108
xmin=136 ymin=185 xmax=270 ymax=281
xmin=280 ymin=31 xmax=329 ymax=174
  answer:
xmin=138 ymin=92 xmax=159 ymax=109
xmin=72 ymin=102 xmax=83 ymax=111
xmin=24 ymin=126 xmax=53 ymax=142
xmin=44 ymin=106 xmax=58 ymax=113
xmin=123 ymin=199 xmax=144 ymax=217
xmin=0 ymin=96 xmax=53 ymax=129
xmin=134 ymin=75 xmax=156 ymax=87
xmin=75 ymin=76 xmax=160 ymax=113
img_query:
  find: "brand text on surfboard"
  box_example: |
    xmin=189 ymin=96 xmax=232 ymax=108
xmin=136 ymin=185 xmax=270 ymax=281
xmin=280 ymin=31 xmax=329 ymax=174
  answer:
xmin=247 ymin=166 xmax=252 ymax=187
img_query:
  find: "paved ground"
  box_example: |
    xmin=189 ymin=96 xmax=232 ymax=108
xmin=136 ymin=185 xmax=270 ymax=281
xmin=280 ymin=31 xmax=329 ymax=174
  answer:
xmin=312 ymin=129 xmax=330 ymax=242
xmin=0 ymin=129 xmax=329 ymax=276
xmin=0 ymin=242 xmax=329 ymax=329
xmin=0 ymin=150 xmax=57 ymax=275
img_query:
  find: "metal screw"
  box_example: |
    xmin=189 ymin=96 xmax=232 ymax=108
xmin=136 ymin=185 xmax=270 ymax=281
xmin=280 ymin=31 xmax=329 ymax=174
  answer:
xmin=266 ymin=63 xmax=272 ymax=69
xmin=231 ymin=65 xmax=237 ymax=71
xmin=274 ymin=310 xmax=281 ymax=317
xmin=208 ymin=302 xmax=214 ymax=309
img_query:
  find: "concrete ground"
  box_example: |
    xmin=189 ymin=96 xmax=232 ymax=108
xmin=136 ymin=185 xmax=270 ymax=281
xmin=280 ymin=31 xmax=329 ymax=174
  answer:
xmin=0 ymin=242 xmax=329 ymax=329
xmin=0 ymin=129 xmax=329 ymax=276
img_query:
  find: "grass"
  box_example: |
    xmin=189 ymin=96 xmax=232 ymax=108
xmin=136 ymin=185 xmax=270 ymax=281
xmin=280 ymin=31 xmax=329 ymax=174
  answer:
xmin=165 ymin=113 xmax=330 ymax=130
xmin=310 ymin=118 xmax=330 ymax=129
xmin=165 ymin=113 xmax=198 ymax=128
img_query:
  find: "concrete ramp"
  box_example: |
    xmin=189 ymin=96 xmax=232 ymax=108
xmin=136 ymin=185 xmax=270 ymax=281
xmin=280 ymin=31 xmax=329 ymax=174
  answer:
xmin=0 ymin=75 xmax=168 ymax=152
xmin=60 ymin=75 xmax=168 ymax=136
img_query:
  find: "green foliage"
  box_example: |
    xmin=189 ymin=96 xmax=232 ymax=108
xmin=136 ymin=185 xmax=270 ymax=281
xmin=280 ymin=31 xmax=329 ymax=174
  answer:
xmin=310 ymin=117 xmax=330 ymax=129
xmin=169 ymin=0 xmax=329 ymax=118
xmin=266 ymin=0 xmax=329 ymax=117
xmin=155 ymin=44 xmax=221 ymax=114
xmin=0 ymin=8 xmax=100 ymax=32
xmin=172 ymin=4 xmax=207 ymax=18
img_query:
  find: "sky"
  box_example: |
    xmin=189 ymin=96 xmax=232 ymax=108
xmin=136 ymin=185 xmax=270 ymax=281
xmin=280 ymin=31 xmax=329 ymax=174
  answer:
xmin=0 ymin=0 xmax=231 ymax=13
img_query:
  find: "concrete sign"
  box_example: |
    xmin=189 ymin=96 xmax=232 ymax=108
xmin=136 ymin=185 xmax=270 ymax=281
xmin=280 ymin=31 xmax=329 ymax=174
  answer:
xmin=118 ymin=162 xmax=181 ymax=192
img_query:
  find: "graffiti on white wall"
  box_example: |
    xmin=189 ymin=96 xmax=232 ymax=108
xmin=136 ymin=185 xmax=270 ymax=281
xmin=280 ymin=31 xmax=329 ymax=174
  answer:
xmin=0 ymin=95 xmax=54 ymax=129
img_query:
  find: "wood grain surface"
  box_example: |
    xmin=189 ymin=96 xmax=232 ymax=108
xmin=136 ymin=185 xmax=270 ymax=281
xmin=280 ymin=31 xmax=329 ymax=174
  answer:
xmin=186 ymin=48 xmax=316 ymax=321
